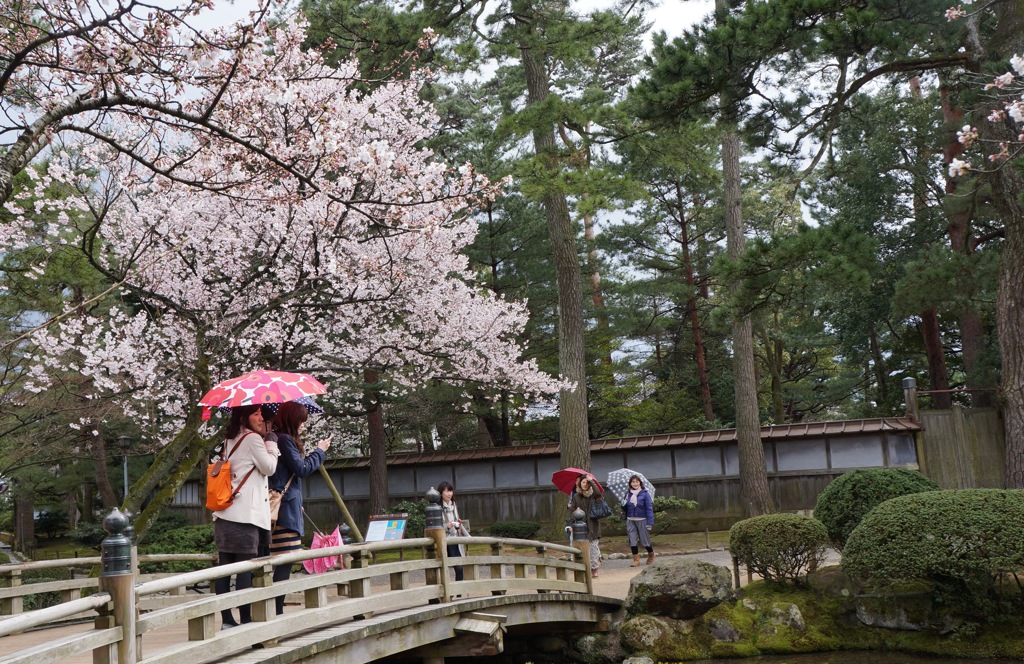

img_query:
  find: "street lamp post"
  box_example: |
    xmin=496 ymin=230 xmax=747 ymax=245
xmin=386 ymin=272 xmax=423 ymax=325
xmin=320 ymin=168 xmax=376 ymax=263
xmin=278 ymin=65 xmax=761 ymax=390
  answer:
xmin=116 ymin=436 xmax=132 ymax=500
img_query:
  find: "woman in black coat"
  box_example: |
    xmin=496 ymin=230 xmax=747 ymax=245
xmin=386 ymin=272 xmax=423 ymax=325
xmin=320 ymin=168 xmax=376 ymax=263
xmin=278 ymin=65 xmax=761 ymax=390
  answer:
xmin=267 ymin=401 xmax=331 ymax=614
xmin=566 ymin=474 xmax=606 ymax=578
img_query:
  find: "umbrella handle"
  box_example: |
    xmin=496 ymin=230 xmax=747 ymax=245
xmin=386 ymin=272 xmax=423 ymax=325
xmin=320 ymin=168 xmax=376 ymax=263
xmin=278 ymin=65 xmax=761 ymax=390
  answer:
xmin=302 ymin=506 xmax=325 ymax=535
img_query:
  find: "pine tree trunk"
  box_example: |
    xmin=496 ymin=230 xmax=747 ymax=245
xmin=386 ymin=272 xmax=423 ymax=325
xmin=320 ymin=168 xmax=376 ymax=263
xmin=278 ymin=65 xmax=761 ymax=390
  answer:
xmin=364 ymin=369 xmax=389 ymax=514
xmin=513 ymin=1 xmax=590 ymax=471
xmin=722 ymin=128 xmax=775 ymax=517
xmin=920 ymin=308 xmax=952 ymax=409
xmin=716 ymin=0 xmax=772 ymax=517
xmin=939 ymin=78 xmax=995 ymax=408
xmin=677 ymin=188 xmax=715 ymax=422
xmin=584 ymin=211 xmax=613 ymax=368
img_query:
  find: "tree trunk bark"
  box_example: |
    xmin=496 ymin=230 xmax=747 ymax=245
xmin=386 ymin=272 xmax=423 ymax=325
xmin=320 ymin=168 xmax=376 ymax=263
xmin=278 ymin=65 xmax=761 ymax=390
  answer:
xmin=722 ymin=127 xmax=775 ymax=517
xmin=92 ymin=437 xmax=119 ymax=509
xmin=14 ymin=491 xmax=34 ymax=555
xmin=717 ymin=0 xmax=773 ymax=517
xmin=919 ymin=308 xmax=952 ymax=409
xmin=939 ymin=78 xmax=994 ymax=408
xmin=513 ymin=1 xmax=591 ymax=471
xmin=677 ymin=187 xmax=715 ymax=422
xmin=584 ymin=211 xmax=613 ymax=368
xmin=364 ymin=368 xmax=389 ymax=514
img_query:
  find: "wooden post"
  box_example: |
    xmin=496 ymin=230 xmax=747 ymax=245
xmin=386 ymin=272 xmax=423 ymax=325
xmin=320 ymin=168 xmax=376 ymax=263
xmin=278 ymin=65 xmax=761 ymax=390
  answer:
xmin=731 ymin=555 xmax=741 ymax=589
xmin=489 ymin=542 xmax=504 ymax=596
xmin=317 ymin=466 xmax=364 ymax=542
xmin=903 ymin=377 xmax=919 ymax=421
xmin=424 ymin=486 xmax=451 ymax=603
xmin=250 ymin=562 xmax=276 ymax=622
xmin=577 ymin=539 xmax=593 ymax=595
xmin=0 ymin=569 xmax=23 ymax=615
xmin=98 ymin=509 xmax=136 ymax=664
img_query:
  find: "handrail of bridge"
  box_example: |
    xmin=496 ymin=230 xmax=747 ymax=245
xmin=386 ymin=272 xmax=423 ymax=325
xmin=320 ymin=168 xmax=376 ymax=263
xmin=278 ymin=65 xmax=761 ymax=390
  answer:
xmin=0 ymin=553 xmax=220 ymax=618
xmin=0 ymin=593 xmax=112 ymax=638
xmin=0 ymin=503 xmax=598 ymax=664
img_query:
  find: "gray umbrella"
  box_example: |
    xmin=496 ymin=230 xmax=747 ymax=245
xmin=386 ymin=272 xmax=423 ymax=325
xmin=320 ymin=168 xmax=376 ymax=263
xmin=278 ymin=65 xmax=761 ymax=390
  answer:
xmin=605 ymin=468 xmax=656 ymax=503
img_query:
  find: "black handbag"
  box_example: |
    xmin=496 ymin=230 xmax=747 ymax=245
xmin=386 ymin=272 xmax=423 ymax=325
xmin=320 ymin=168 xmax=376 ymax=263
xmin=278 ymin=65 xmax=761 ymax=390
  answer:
xmin=589 ymin=496 xmax=613 ymax=519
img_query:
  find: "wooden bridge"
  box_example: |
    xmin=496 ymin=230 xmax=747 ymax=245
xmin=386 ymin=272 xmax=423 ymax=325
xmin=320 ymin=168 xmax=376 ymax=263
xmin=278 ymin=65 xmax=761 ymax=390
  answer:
xmin=0 ymin=510 xmax=620 ymax=664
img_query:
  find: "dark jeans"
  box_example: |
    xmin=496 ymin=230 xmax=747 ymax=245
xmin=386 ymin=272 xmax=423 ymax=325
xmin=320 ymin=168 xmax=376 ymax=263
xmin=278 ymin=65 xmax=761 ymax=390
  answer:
xmin=214 ymin=551 xmax=256 ymax=625
xmin=447 ymin=543 xmax=464 ymax=582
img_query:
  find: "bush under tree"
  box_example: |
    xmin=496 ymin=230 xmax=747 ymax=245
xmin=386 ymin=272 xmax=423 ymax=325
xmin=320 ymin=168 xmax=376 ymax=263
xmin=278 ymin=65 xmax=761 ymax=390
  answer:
xmin=842 ymin=489 xmax=1024 ymax=617
xmin=488 ymin=521 xmax=541 ymax=539
xmin=814 ymin=468 xmax=939 ymax=550
xmin=729 ymin=513 xmax=829 ymax=585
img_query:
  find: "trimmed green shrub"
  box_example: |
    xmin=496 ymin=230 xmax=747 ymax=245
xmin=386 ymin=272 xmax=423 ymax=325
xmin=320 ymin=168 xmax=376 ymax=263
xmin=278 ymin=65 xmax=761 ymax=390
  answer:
xmin=389 ymin=500 xmax=427 ymax=538
xmin=842 ymin=489 xmax=1024 ymax=617
xmin=22 ymin=567 xmax=74 ymax=611
xmin=814 ymin=468 xmax=939 ymax=550
xmin=488 ymin=521 xmax=541 ymax=540
xmin=729 ymin=513 xmax=828 ymax=585
xmin=69 ymin=521 xmax=107 ymax=548
xmin=139 ymin=524 xmax=215 ymax=573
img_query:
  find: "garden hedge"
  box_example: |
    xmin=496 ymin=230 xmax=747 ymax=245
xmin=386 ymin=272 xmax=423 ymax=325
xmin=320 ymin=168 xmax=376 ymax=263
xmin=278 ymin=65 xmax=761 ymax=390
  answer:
xmin=729 ymin=513 xmax=828 ymax=585
xmin=813 ymin=468 xmax=939 ymax=550
xmin=842 ymin=489 xmax=1024 ymax=616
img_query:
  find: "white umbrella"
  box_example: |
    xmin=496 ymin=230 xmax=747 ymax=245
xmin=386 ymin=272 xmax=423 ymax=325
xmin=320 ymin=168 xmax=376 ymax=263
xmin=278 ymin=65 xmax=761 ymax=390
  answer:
xmin=606 ymin=468 xmax=656 ymax=503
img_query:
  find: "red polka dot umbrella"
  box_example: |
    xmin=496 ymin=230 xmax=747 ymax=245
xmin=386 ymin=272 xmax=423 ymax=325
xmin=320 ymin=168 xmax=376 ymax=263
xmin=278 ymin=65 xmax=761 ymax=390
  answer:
xmin=198 ymin=370 xmax=327 ymax=420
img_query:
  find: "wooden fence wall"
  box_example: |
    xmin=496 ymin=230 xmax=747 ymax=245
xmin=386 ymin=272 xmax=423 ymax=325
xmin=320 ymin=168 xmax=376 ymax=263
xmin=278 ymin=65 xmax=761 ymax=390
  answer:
xmin=917 ymin=407 xmax=1005 ymax=489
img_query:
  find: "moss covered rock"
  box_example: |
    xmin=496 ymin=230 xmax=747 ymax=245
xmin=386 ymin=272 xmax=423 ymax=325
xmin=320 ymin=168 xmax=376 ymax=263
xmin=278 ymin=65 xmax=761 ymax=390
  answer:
xmin=624 ymin=557 xmax=734 ymax=619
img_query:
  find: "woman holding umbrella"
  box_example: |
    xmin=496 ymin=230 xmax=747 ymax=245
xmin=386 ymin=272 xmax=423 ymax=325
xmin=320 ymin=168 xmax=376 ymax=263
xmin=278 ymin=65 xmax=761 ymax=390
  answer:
xmin=212 ymin=404 xmax=279 ymax=629
xmin=567 ymin=474 xmax=607 ymax=578
xmin=267 ymin=401 xmax=331 ymax=614
xmin=623 ymin=474 xmax=656 ymax=566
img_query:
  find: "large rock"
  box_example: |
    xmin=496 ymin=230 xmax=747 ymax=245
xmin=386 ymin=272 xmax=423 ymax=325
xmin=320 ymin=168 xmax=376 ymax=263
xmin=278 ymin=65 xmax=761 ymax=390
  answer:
xmin=624 ymin=557 xmax=735 ymax=619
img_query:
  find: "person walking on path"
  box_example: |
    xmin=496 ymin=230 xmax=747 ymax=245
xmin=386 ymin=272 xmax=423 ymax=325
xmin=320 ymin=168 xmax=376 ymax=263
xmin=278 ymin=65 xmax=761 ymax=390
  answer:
xmin=437 ymin=481 xmax=467 ymax=581
xmin=567 ymin=474 xmax=607 ymax=578
xmin=212 ymin=404 xmax=279 ymax=629
xmin=267 ymin=401 xmax=331 ymax=614
xmin=622 ymin=474 xmax=656 ymax=566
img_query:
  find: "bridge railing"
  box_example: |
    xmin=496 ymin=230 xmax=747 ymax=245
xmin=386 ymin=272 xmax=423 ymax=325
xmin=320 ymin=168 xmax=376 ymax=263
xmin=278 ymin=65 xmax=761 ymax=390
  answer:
xmin=0 ymin=502 xmax=594 ymax=664
xmin=0 ymin=554 xmax=219 ymax=618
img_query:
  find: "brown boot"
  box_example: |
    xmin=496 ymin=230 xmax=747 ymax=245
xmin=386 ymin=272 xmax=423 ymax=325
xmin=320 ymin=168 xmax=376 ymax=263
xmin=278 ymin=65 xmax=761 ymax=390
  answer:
xmin=630 ymin=554 xmax=641 ymax=567
xmin=646 ymin=551 xmax=656 ymax=565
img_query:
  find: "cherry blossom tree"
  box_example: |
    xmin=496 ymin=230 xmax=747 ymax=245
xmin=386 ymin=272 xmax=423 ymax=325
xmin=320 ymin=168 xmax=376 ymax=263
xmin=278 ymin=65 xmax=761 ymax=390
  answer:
xmin=945 ymin=0 xmax=1024 ymax=486
xmin=2 ymin=4 xmax=560 ymax=534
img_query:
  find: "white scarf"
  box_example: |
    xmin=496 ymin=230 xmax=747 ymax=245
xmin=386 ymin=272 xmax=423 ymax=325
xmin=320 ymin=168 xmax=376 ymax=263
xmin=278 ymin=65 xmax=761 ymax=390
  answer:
xmin=629 ymin=488 xmax=641 ymax=506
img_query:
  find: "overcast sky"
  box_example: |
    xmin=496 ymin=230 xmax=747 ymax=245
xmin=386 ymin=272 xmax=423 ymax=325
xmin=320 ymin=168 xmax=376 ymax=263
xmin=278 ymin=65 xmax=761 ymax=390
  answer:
xmin=201 ymin=0 xmax=714 ymax=48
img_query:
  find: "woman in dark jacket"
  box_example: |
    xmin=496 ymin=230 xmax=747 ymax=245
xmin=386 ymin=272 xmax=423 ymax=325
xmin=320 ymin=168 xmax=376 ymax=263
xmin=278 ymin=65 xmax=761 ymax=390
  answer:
xmin=566 ymin=474 xmax=606 ymax=578
xmin=622 ymin=474 xmax=656 ymax=566
xmin=267 ymin=401 xmax=331 ymax=614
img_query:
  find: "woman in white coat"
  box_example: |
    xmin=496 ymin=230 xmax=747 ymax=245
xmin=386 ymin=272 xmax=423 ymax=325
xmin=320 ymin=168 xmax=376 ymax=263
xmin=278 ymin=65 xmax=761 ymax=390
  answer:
xmin=212 ymin=404 xmax=279 ymax=628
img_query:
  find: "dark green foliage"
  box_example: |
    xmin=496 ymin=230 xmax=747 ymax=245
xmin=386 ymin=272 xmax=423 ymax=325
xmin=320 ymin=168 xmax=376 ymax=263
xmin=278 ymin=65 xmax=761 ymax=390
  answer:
xmin=814 ymin=468 xmax=940 ymax=550
xmin=389 ymin=500 xmax=426 ymax=539
xmin=34 ymin=510 xmax=66 ymax=539
xmin=729 ymin=513 xmax=828 ymax=585
xmin=69 ymin=522 xmax=107 ymax=548
xmin=842 ymin=489 xmax=1024 ymax=617
xmin=137 ymin=512 xmax=189 ymax=545
xmin=487 ymin=521 xmax=541 ymax=540
xmin=651 ymin=495 xmax=699 ymax=535
xmin=138 ymin=524 xmax=215 ymax=573
xmin=0 ymin=552 xmax=9 ymax=564
xmin=22 ymin=567 xmax=73 ymax=611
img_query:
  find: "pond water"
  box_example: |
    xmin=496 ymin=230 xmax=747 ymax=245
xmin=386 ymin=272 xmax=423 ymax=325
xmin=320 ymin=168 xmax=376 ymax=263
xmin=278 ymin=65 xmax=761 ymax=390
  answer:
xmin=706 ymin=654 xmax=1020 ymax=664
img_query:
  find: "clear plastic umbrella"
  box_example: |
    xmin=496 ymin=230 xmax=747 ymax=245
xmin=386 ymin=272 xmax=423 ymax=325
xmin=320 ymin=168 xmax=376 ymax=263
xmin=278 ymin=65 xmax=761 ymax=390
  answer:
xmin=605 ymin=468 xmax=656 ymax=503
